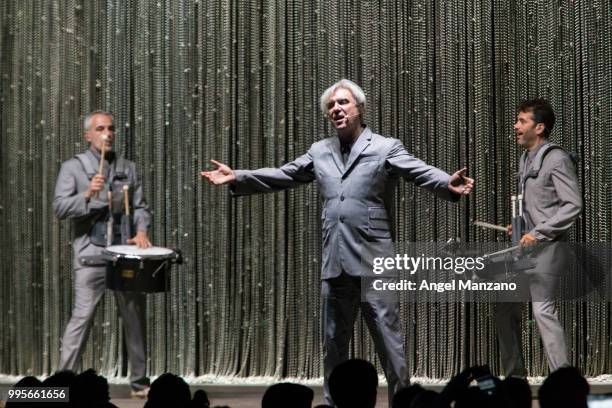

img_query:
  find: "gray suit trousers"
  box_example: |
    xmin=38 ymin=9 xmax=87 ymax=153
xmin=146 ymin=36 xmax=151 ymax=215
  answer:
xmin=322 ymin=273 xmax=408 ymax=406
xmin=58 ymin=266 xmax=147 ymax=388
xmin=494 ymin=255 xmax=569 ymax=377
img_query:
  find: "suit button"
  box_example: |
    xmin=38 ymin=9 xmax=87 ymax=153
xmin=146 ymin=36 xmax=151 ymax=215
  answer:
xmin=340 ymin=195 xmax=345 ymax=201
xmin=340 ymin=216 xmax=345 ymax=223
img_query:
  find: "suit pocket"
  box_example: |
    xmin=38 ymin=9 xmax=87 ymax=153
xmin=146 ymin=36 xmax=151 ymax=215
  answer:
xmin=368 ymin=207 xmax=391 ymax=239
xmin=352 ymin=157 xmax=379 ymax=179
xmin=358 ymin=157 xmax=378 ymax=164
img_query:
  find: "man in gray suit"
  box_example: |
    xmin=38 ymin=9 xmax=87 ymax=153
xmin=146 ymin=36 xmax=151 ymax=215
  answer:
xmin=201 ymin=79 xmax=474 ymax=405
xmin=497 ymin=98 xmax=582 ymax=377
xmin=53 ymin=110 xmax=152 ymax=397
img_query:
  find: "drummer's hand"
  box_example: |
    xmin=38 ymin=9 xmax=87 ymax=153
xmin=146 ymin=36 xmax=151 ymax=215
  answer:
xmin=128 ymin=230 xmax=152 ymax=248
xmin=85 ymin=174 xmax=105 ymax=199
xmin=519 ymin=232 xmax=537 ymax=247
xmin=506 ymin=224 xmax=512 ymax=236
xmin=200 ymin=160 xmax=236 ymax=185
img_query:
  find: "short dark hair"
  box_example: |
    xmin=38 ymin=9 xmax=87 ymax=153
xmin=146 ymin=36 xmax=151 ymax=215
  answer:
xmin=518 ymin=98 xmax=555 ymax=138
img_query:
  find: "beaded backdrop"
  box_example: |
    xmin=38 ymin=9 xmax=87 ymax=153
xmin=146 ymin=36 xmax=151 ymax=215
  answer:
xmin=0 ymin=0 xmax=610 ymax=380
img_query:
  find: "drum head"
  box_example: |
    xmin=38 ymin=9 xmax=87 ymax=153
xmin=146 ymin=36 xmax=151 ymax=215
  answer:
xmin=103 ymin=245 xmax=174 ymax=259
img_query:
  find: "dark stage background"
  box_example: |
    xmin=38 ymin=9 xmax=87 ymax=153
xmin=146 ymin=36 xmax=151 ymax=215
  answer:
xmin=0 ymin=0 xmax=610 ymax=380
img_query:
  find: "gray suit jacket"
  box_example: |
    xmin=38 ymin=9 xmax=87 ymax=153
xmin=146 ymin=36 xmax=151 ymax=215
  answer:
xmin=517 ymin=143 xmax=583 ymax=281
xmin=53 ymin=149 xmax=151 ymax=268
xmin=518 ymin=143 xmax=582 ymax=242
xmin=231 ymin=127 xmax=459 ymax=279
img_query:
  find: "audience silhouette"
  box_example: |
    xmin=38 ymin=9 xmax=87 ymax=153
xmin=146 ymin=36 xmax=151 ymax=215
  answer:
xmin=4 ymin=361 xmax=598 ymax=408
xmin=71 ymin=369 xmax=116 ymax=407
xmin=392 ymin=384 xmax=425 ymax=408
xmin=328 ymin=359 xmax=378 ymax=408
xmin=503 ymin=376 xmax=532 ymax=408
xmin=190 ymin=389 xmax=211 ymax=408
xmin=144 ymin=372 xmax=191 ymax=408
xmin=261 ymin=382 xmax=314 ymax=408
xmin=538 ymin=366 xmax=589 ymax=408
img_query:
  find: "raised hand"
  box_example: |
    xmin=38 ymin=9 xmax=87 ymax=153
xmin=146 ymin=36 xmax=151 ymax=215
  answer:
xmin=448 ymin=167 xmax=474 ymax=196
xmin=85 ymin=173 xmax=106 ymax=199
xmin=200 ymin=160 xmax=236 ymax=185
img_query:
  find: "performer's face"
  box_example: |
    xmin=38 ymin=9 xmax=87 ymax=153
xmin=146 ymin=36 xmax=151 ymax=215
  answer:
xmin=326 ymin=88 xmax=361 ymax=131
xmin=85 ymin=114 xmax=115 ymax=153
xmin=514 ymin=110 xmax=544 ymax=149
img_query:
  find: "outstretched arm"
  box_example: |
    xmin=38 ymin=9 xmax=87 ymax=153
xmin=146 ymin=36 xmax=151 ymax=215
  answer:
xmin=200 ymin=150 xmax=316 ymax=196
xmin=386 ymin=139 xmax=473 ymax=201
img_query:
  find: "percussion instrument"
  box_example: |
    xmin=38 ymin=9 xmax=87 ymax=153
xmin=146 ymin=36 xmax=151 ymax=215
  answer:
xmin=79 ymin=245 xmax=182 ymax=292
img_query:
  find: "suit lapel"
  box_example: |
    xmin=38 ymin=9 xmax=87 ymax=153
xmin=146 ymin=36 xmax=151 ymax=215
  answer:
xmin=343 ymin=127 xmax=372 ymax=175
xmin=328 ymin=137 xmax=344 ymax=174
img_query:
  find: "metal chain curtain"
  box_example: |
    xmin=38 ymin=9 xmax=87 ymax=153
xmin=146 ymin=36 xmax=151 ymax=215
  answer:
xmin=0 ymin=0 xmax=610 ymax=380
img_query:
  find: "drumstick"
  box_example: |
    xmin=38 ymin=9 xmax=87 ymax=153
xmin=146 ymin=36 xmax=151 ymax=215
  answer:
xmin=473 ymin=220 xmax=508 ymax=232
xmin=96 ymin=135 xmax=109 ymax=200
xmin=107 ymin=191 xmax=113 ymax=246
xmin=482 ymin=244 xmax=521 ymax=259
xmin=98 ymin=134 xmax=109 ymax=174
xmin=123 ymin=185 xmax=130 ymax=215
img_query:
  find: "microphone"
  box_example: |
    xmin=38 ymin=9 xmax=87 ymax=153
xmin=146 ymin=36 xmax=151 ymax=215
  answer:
xmin=328 ymin=112 xmax=360 ymax=120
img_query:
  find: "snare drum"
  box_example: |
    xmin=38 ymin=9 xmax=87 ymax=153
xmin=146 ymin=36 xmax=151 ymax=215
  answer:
xmin=102 ymin=245 xmax=180 ymax=292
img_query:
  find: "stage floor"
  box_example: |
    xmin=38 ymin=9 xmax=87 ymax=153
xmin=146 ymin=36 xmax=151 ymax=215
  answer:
xmin=110 ymin=386 xmax=394 ymax=407
xmin=112 ymin=384 xmax=392 ymax=407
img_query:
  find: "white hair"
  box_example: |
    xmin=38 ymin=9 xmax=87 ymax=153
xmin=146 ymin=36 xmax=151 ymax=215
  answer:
xmin=84 ymin=110 xmax=114 ymax=131
xmin=319 ymin=79 xmax=366 ymax=115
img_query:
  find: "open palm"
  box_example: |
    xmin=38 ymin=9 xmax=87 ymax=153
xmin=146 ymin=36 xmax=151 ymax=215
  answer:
xmin=201 ymin=159 xmax=236 ymax=185
xmin=448 ymin=167 xmax=474 ymax=195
